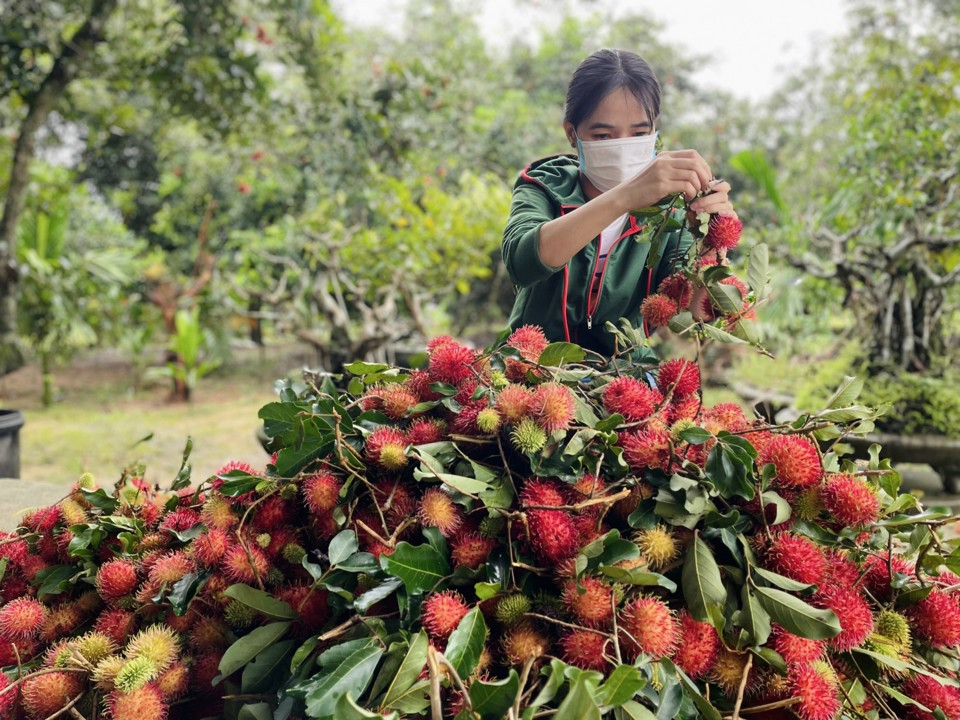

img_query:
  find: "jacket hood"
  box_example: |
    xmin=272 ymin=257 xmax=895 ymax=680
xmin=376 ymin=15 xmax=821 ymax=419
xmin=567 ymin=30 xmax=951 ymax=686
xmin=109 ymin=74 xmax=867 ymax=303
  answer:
xmin=518 ymin=154 xmax=584 ymax=208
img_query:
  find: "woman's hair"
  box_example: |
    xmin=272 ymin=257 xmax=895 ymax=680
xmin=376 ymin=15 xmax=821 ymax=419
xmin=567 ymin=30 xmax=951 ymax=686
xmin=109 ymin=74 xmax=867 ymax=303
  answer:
xmin=563 ymin=49 xmax=661 ymax=129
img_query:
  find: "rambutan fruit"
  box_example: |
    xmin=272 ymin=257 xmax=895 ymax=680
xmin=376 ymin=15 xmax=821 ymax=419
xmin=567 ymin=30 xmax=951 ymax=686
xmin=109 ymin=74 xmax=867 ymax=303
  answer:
xmin=559 ymin=629 xmax=609 ymax=671
xmin=451 ymin=532 xmax=497 ymax=570
xmin=510 ymin=417 xmax=547 ymax=454
xmin=450 ymin=399 xmax=485 ymax=435
xmin=902 ymin=674 xmax=960 ymax=720
xmin=757 ymin=435 xmax=823 ymax=489
xmin=379 ymin=383 xmax=420 ymax=420
xmin=125 ymin=625 xmax=180 ymax=672
xmin=421 ymin=590 xmax=469 ymax=641
xmin=561 ymin=576 xmax=614 ymax=627
xmin=21 ymin=670 xmax=84 ymax=719
xmin=159 ymin=508 xmax=201 ymax=533
xmin=156 ymin=661 xmax=190 ymax=701
xmin=640 ymin=293 xmax=677 ymax=328
xmin=94 ymin=609 xmax=137 ymax=647
xmin=527 ymin=509 xmax=580 ymax=564
xmin=635 ymin=526 xmax=679 ymax=570
xmin=821 ymin=473 xmax=880 ymax=526
xmin=200 ymin=495 xmax=238 ymax=531
xmin=0 ymin=596 xmax=47 ymax=641
xmin=772 ymin=624 xmax=825 ymax=667
xmin=97 ymin=558 xmax=140 ymax=606
xmin=501 ymin=621 xmax=549 ymax=666
xmin=17 ymin=554 xmax=50 ymax=582
xmin=105 ymin=682 xmax=169 ymax=720
xmin=671 ymin=610 xmax=719 ymax=679
xmin=302 ymin=472 xmax=342 ymax=514
xmin=602 ymin=376 xmax=663 ymax=422
xmin=495 ymin=384 xmax=533 ymax=424
xmin=815 ymin=586 xmax=873 ymax=651
xmin=277 ymin=584 xmax=330 ymax=636
xmin=704 ymin=213 xmax=743 ymax=252
xmin=93 ymin=654 xmax=124 ymax=691
xmin=406 ymin=369 xmax=441 ymax=402
xmin=495 ymin=594 xmax=531 ymax=625
xmin=428 ymin=337 xmax=476 ymax=384
xmin=764 ymin=532 xmax=827 ymax=586
xmin=710 ymin=648 xmax=756 ymax=697
xmin=221 ymin=545 xmax=269 ymax=585
xmin=618 ymin=595 xmax=679 ymax=660
xmin=789 ymin=662 xmax=840 ymax=720
xmin=372 ymin=478 xmax=419 ymax=528
xmin=874 ymin=609 xmax=911 ymax=649
xmin=704 ymin=402 xmax=750 ymax=432
xmin=822 ymin=549 xmax=860 ymax=586
xmin=0 ymin=672 xmax=17 ymax=718
xmin=188 ymin=615 xmax=230 ymax=652
xmin=365 ymin=427 xmax=409 ymax=471
xmin=657 ymin=358 xmax=700 ymax=398
xmin=406 ymin=418 xmax=447 ymax=445
xmin=418 ymin=488 xmax=463 ymax=536
xmin=475 ymin=407 xmax=502 ymax=434
xmin=253 ymin=494 xmax=295 ymax=531
xmin=147 ymin=551 xmax=195 ymax=587
xmin=191 ymin=528 xmax=231 ymax=568
xmin=571 ymin=473 xmax=605 ymax=498
xmin=40 ymin=602 xmax=84 ymax=644
xmin=906 ymin=589 xmax=960 ymax=649
xmin=191 ymin=650 xmax=224 ymax=692
xmin=22 ymin=504 xmax=61 ymax=533
xmin=657 ymin=272 xmax=693 ymax=307
xmin=506 ymin=325 xmax=548 ymax=361
xmin=0 ymin=532 xmax=28 ymax=567
xmin=620 ymin=427 xmax=672 ymax=472
xmin=115 ymin=655 xmax=160 ymax=693
xmin=59 ymin=498 xmax=89 ymax=526
xmin=529 ymin=382 xmax=575 ymax=432
xmin=520 ymin=477 xmax=568 ymax=508
xmin=224 ymin=600 xmax=256 ymax=629
xmin=68 ymin=631 xmax=117 ymax=668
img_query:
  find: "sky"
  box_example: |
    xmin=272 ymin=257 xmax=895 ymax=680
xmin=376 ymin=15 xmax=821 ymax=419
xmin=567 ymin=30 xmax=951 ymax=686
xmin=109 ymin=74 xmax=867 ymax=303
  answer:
xmin=330 ymin=0 xmax=853 ymax=103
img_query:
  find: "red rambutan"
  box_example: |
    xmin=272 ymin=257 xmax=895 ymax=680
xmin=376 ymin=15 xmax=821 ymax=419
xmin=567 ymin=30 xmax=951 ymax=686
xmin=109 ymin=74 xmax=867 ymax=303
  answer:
xmin=704 ymin=402 xmax=750 ymax=432
xmin=450 ymin=399 xmax=485 ymax=436
xmin=619 ymin=595 xmax=679 ymax=660
xmin=221 ymin=545 xmax=269 ymax=585
xmin=815 ymin=586 xmax=873 ymax=651
xmin=406 ymin=369 xmax=441 ymax=402
xmin=657 ymin=358 xmax=700 ymax=398
xmin=559 ymin=629 xmax=609 ymax=671
xmin=561 ymin=576 xmax=614 ymax=627
xmin=772 ymin=625 xmax=825 ymax=667
xmin=527 ymin=509 xmax=580 ymax=564
xmin=159 ymin=508 xmax=201 ymax=533
xmin=657 ymin=272 xmax=693 ymax=308
xmin=94 ymin=608 xmax=137 ymax=646
xmin=906 ymin=589 xmax=960 ymax=649
xmin=421 ymin=590 xmax=470 ymax=641
xmin=0 ymin=596 xmax=48 ymax=641
xmin=495 ymin=384 xmax=533 ymax=424
xmin=253 ymin=494 xmax=296 ymax=531
xmin=789 ymin=663 xmax=840 ymax=720
xmin=21 ymin=671 xmax=84 ymax=719
xmin=765 ymin=532 xmax=828 ymax=586
xmin=379 ymin=383 xmax=420 ymax=420
xmin=704 ymin=214 xmax=743 ymax=252
xmin=902 ymin=674 xmax=960 ymax=720
xmin=191 ymin=650 xmax=224 ymax=692
xmin=451 ymin=532 xmax=497 ymax=570
xmin=640 ymin=293 xmax=678 ymax=328
xmin=671 ymin=610 xmax=720 ymax=678
xmin=106 ymin=682 xmax=169 ymax=720
xmin=602 ymin=376 xmax=663 ymax=422
xmin=147 ymin=551 xmax=195 ymax=587
xmin=502 ymin=622 xmax=549 ymax=666
xmin=428 ymin=337 xmax=476 ymax=385
xmin=192 ymin=529 xmax=231 ymax=568
xmin=529 ymin=382 xmax=575 ymax=432
xmin=406 ymin=418 xmax=448 ymax=445
xmin=418 ymin=488 xmax=463 ymax=536
xmin=758 ymin=435 xmax=823 ymax=489
xmin=365 ymin=427 xmax=409 ymax=471
xmin=0 ymin=672 xmax=17 ymax=717
xmin=506 ymin=325 xmax=549 ymax=361
xmin=571 ymin=473 xmax=605 ymax=498
xmin=821 ymin=473 xmax=880 ymax=526
xmin=519 ymin=478 xmax=568 ymax=508
xmin=277 ymin=584 xmax=330 ymax=636
xmin=97 ymin=559 xmax=140 ymax=606
xmin=156 ymin=662 xmax=190 ymax=701
xmin=302 ymin=472 xmax=342 ymax=514
xmin=620 ymin=427 xmax=672 ymax=472
xmin=861 ymin=552 xmax=913 ymax=601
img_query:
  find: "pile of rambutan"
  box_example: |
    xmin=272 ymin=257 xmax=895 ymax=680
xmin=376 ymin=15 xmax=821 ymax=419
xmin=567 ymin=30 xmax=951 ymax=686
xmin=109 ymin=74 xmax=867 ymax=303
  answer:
xmin=2 ymin=322 xmax=958 ymax=720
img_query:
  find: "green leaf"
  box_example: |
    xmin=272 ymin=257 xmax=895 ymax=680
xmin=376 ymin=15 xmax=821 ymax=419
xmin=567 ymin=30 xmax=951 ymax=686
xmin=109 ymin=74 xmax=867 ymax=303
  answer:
xmin=35 ymin=565 xmax=77 ymax=599
xmin=554 ymin=674 xmax=601 ymax=720
xmin=81 ymin=487 xmax=118 ymax=513
xmin=752 ymin=566 xmax=813 ymax=593
xmin=380 ymin=542 xmax=450 ymax=594
xmin=669 ymin=658 xmax=723 ymax=720
xmin=599 ymin=566 xmax=677 ymax=592
xmin=753 ymin=585 xmax=840 ymax=640
xmin=597 ymin=664 xmax=644 ymax=707
xmin=305 ymin=644 xmax=384 ymax=717
xmin=219 ymin=622 xmax=290 ymax=677
xmin=760 ymin=492 xmax=792 ymax=527
xmin=412 ymin=466 xmax=490 ymax=495
xmin=531 ymin=659 xmax=567 ymax=708
xmin=290 ymin=636 xmax=318 ymax=674
xmin=445 ymin=607 xmax=488 ymax=679
xmin=854 ymin=648 xmax=960 ymax=687
xmin=746 ymin=243 xmax=769 ymax=298
xmin=336 ymin=692 xmax=400 ymax=719
xmin=469 ymin=670 xmax=519 ymax=719
xmin=224 ymin=583 xmax=297 ymax=619
xmin=382 ymin=632 xmax=429 ymax=709
xmin=241 ymin=639 xmax=296 ymax=693
xmin=237 ymin=702 xmax=273 ymax=720
xmin=740 ymin=584 xmax=772 ymax=646
xmin=824 ymin=376 xmax=864 ymax=410
xmin=681 ymin=534 xmax=726 ymax=623
xmin=616 ymin=700 xmax=658 ymax=720
xmin=383 ymin=679 xmax=431 ymax=714
xmin=679 ymin=426 xmax=713 ymax=445
xmin=344 ymin=361 xmax=390 ymax=376
xmin=539 ymin=342 xmax=586 ymax=366
xmin=329 ymin=529 xmax=360 ymax=566
xmin=168 ymin=571 xmax=204 ymax=616
xmin=701 ymin=323 xmax=748 ymax=345
xmin=355 ymin=577 xmax=403 ymax=613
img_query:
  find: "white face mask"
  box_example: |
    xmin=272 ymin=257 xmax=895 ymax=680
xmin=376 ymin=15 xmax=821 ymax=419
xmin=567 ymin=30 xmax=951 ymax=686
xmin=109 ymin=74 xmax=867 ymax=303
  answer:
xmin=576 ymin=132 xmax=658 ymax=193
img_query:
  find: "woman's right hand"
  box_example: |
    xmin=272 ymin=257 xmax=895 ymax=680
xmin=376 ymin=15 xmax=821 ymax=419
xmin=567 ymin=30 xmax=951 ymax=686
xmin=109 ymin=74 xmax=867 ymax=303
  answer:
xmin=615 ymin=149 xmax=715 ymax=211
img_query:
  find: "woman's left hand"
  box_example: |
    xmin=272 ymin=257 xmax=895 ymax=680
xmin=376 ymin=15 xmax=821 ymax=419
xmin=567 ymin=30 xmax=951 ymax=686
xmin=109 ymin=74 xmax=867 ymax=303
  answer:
xmin=688 ymin=178 xmax=735 ymax=217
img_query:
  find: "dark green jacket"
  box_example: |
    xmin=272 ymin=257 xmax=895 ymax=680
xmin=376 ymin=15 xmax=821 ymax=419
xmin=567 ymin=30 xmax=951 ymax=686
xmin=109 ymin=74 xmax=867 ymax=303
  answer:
xmin=502 ymin=154 xmax=691 ymax=358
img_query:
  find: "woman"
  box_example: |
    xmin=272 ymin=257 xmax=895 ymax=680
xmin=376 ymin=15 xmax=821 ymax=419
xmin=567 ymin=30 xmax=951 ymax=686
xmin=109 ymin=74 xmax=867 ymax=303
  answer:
xmin=501 ymin=48 xmax=736 ymax=359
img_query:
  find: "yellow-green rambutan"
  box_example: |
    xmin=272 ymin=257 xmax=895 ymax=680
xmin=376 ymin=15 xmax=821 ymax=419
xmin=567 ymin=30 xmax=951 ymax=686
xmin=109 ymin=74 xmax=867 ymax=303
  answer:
xmin=124 ymin=625 xmax=180 ymax=672
xmin=115 ymin=655 xmax=160 ymax=693
xmin=495 ymin=594 xmax=531 ymax=625
xmin=501 ymin=621 xmax=549 ymax=666
xmin=634 ymin=526 xmax=680 ymax=570
xmin=510 ymin=417 xmax=547 ymax=454
xmin=70 ymin=631 xmax=117 ymax=666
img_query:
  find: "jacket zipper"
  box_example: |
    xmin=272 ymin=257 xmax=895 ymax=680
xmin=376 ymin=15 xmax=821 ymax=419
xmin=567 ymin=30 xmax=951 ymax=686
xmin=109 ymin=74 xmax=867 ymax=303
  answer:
xmin=586 ymin=217 xmax=641 ymax=329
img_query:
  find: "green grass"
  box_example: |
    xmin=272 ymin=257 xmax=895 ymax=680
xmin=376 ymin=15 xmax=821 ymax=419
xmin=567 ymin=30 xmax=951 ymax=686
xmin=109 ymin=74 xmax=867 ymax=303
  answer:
xmin=2 ymin=344 xmax=305 ymax=489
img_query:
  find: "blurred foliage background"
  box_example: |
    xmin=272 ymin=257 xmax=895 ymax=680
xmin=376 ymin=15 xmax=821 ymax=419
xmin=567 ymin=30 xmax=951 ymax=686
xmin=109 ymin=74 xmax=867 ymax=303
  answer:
xmin=0 ymin=0 xmax=957 ymax=442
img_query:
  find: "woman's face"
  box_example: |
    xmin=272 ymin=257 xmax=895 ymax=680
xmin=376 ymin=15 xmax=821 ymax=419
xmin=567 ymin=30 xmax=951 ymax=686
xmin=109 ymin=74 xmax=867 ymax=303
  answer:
xmin=564 ymin=87 xmax=654 ymax=146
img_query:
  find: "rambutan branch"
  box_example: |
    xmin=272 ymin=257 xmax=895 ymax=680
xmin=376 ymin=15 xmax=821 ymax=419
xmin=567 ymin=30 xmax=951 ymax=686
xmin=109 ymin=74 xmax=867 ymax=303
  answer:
xmin=522 ymin=612 xmax=610 ymax=637
xmin=435 ymin=652 xmax=472 ymax=712
xmin=730 ymin=653 xmax=752 ymax=720
xmin=0 ymin=666 xmax=87 ymax=698
xmin=426 ymin=644 xmax=443 ymax=720
xmin=512 ymin=656 xmax=535 ymax=720
xmin=42 ymin=691 xmax=86 ymax=720
xmin=521 ymin=488 xmax=630 ymax=513
xmin=728 ymin=696 xmax=799 ymax=716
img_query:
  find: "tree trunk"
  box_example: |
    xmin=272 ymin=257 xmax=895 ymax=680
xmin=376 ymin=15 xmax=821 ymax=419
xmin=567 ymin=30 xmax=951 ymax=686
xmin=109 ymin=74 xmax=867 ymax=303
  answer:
xmin=0 ymin=0 xmax=119 ymax=376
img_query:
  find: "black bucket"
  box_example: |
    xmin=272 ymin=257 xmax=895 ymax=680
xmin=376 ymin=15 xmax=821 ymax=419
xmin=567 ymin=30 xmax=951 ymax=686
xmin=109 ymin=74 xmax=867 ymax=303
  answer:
xmin=0 ymin=409 xmax=24 ymax=479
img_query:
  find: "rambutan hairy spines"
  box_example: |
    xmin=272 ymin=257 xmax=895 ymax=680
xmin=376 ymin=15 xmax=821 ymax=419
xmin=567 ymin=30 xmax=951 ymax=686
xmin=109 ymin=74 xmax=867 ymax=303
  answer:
xmin=634 ymin=526 xmax=679 ymax=570
xmin=0 ymin=596 xmax=48 ymax=641
xmin=495 ymin=383 xmax=533 ymax=424
xmin=657 ymin=358 xmax=700 ymax=399
xmin=450 ymin=532 xmax=497 ymax=570
xmin=421 ymin=590 xmax=469 ymax=641
xmin=529 ymin=382 xmax=575 ymax=432
xmin=222 ymin=544 xmax=269 ymax=585
xmin=821 ymin=473 xmax=880 ymax=526
xmin=21 ymin=671 xmax=84 ymax=719
xmin=378 ymin=383 xmax=420 ymax=420
xmin=772 ymin=625 xmax=825 ymax=667
xmin=502 ymin=621 xmax=549 ymax=666
xmin=758 ymin=435 xmax=823 ymax=489
xmin=192 ymin=528 xmax=231 ymax=568
xmin=559 ymin=629 xmax=609 ymax=671
xmin=106 ymin=682 xmax=169 ymax=720
xmin=704 ymin=213 xmax=743 ymax=252
xmin=527 ymin=509 xmax=580 ymax=564
xmin=657 ymin=271 xmax=693 ymax=307
xmin=302 ymin=471 xmax=343 ymax=515
xmin=602 ymin=376 xmax=663 ymax=422
xmin=640 ymin=293 xmax=677 ymax=328
xmin=96 ymin=558 xmax=140 ymax=606
xmin=418 ymin=488 xmax=463 ymax=536
xmin=789 ymin=663 xmax=840 ymax=720
xmin=620 ymin=427 xmax=672 ymax=473
xmin=519 ymin=477 xmax=568 ymax=508
xmin=560 ymin=576 xmax=614 ymax=627
xmin=815 ymin=586 xmax=874 ymax=652
xmin=906 ymin=588 xmax=960 ymax=649
xmin=506 ymin=325 xmax=549 ymax=362
xmin=765 ymin=532 xmax=828 ymax=586
xmin=619 ymin=595 xmax=679 ymax=660
xmin=365 ymin=426 xmax=409 ymax=471
xmin=902 ymin=674 xmax=960 ymax=720
xmin=510 ymin=417 xmax=547 ymax=454
xmin=427 ymin=337 xmax=476 ymax=384
xmin=671 ymin=610 xmax=719 ymax=679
